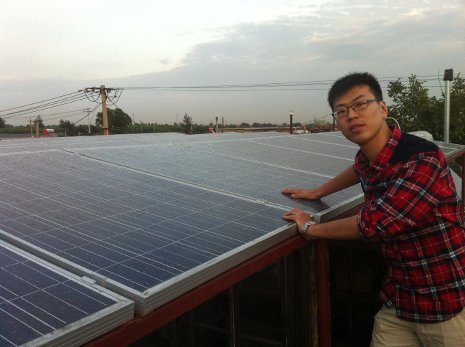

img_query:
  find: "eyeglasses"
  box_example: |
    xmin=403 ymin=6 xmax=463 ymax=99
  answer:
xmin=332 ymin=99 xmax=382 ymax=120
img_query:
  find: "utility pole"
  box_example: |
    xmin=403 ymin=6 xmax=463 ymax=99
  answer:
xmin=81 ymin=86 xmax=116 ymax=135
xmin=35 ymin=116 xmax=40 ymax=138
xmin=100 ymin=85 xmax=109 ymax=135
xmin=443 ymin=68 xmax=453 ymax=143
xmin=289 ymin=110 xmax=294 ymax=134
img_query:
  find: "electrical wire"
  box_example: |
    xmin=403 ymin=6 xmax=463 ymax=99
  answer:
xmin=73 ymin=102 xmax=101 ymax=125
xmin=115 ymin=75 xmax=447 ymax=92
xmin=106 ymin=90 xmax=123 ymax=108
xmin=1 ymin=93 xmax=89 ymax=119
xmin=1 ymin=73 xmax=459 ymax=125
xmin=0 ymin=91 xmax=82 ymax=113
xmin=82 ymin=89 xmax=101 ymax=103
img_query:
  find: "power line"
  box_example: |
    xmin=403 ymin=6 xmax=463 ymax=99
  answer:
xmin=115 ymin=74 xmax=449 ymax=91
xmin=73 ymin=103 xmax=101 ymax=126
xmin=0 ymin=91 xmax=82 ymax=113
xmin=1 ymin=73 xmax=459 ymax=123
xmin=1 ymin=93 xmax=88 ymax=119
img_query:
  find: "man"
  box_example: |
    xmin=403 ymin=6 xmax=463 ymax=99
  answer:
xmin=282 ymin=72 xmax=465 ymax=346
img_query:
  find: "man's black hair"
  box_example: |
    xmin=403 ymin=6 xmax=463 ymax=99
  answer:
xmin=327 ymin=72 xmax=383 ymax=109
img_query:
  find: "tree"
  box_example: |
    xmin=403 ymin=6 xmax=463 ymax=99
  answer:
xmin=182 ymin=113 xmax=192 ymax=134
xmin=35 ymin=115 xmax=45 ymax=128
xmin=387 ymin=75 xmax=435 ymax=134
xmin=0 ymin=116 xmax=5 ymax=128
xmin=449 ymin=75 xmax=465 ymax=144
xmin=387 ymin=74 xmax=465 ymax=144
xmin=59 ymin=119 xmax=75 ymax=136
xmin=95 ymin=108 xmax=132 ymax=134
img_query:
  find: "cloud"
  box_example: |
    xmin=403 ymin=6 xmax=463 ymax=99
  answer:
xmin=1 ymin=0 xmax=464 ymax=126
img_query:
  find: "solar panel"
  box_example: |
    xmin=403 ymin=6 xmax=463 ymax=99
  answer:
xmin=66 ymin=132 xmax=362 ymax=219
xmin=0 ymin=149 xmax=293 ymax=315
xmin=0 ymin=240 xmax=133 ymax=347
xmin=0 ymin=132 xmax=463 ymax=317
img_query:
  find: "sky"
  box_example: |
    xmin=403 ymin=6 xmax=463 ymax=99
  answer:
xmin=0 ymin=0 xmax=464 ymax=126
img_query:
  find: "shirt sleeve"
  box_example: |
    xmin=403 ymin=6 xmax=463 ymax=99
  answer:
xmin=358 ymin=153 xmax=452 ymax=242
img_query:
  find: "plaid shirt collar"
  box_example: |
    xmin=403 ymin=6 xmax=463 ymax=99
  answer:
xmin=358 ymin=126 xmax=401 ymax=172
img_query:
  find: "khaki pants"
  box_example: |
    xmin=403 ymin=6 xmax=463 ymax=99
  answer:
xmin=371 ymin=306 xmax=465 ymax=347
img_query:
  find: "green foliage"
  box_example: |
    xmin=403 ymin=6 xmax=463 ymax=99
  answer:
xmin=387 ymin=75 xmax=434 ymax=133
xmin=35 ymin=116 xmax=45 ymax=128
xmin=182 ymin=113 xmax=193 ymax=134
xmin=95 ymin=108 xmax=132 ymax=134
xmin=0 ymin=126 xmax=30 ymax=135
xmin=0 ymin=117 xmax=5 ymax=128
xmin=59 ymin=120 xmax=76 ymax=135
xmin=387 ymin=74 xmax=465 ymax=144
xmin=449 ymin=76 xmax=465 ymax=144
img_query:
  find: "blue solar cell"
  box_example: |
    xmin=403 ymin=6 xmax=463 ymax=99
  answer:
xmin=143 ymin=202 xmax=194 ymax=220
xmin=64 ymin=247 xmax=116 ymax=268
xmin=0 ymin=308 xmax=43 ymax=345
xmin=179 ymin=212 xmax=226 ymax=230
xmin=46 ymin=282 xmax=111 ymax=313
xmin=45 ymin=228 xmax=93 ymax=247
xmin=143 ymin=248 xmax=200 ymax=271
xmin=99 ymin=262 xmax=164 ymax=289
xmin=108 ymin=234 xmax=168 ymax=253
xmin=0 ymin=269 xmax=37 ymax=296
xmin=224 ymin=199 xmax=274 ymax=213
xmin=96 ymin=269 xmax=147 ymax=292
xmin=209 ymin=222 xmax=268 ymax=243
xmin=82 ymin=241 xmax=134 ymax=263
xmin=120 ymin=258 xmax=180 ymax=282
xmin=25 ymin=290 xmax=88 ymax=324
xmin=162 ymin=242 xmax=216 ymax=264
xmin=15 ymin=215 xmax=59 ymax=232
xmin=147 ymin=220 xmax=198 ymax=240
xmin=26 ymin=232 xmax=75 ymax=252
xmin=183 ymin=233 xmax=241 ymax=254
xmin=112 ymin=211 xmax=156 ymax=228
xmin=4 ymin=262 xmax=60 ymax=289
xmin=0 ymin=219 xmax=39 ymax=237
xmin=0 ymin=203 xmax=24 ymax=221
xmin=237 ymin=213 xmax=286 ymax=231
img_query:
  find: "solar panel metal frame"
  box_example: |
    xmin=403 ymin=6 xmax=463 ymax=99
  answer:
xmin=0 ymin=240 xmax=134 ymax=347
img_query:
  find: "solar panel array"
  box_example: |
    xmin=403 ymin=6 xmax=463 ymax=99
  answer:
xmin=0 ymin=147 xmax=293 ymax=315
xmin=0 ymin=240 xmax=133 ymax=347
xmin=0 ymin=131 xmax=463 ymax=339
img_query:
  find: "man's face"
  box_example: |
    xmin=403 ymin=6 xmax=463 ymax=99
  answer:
xmin=333 ymin=85 xmax=388 ymax=147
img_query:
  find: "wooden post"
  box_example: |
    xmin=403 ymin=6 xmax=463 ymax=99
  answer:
xmin=35 ymin=118 xmax=40 ymax=138
xmin=290 ymin=112 xmax=293 ymax=134
xmin=101 ymin=85 xmax=109 ymax=135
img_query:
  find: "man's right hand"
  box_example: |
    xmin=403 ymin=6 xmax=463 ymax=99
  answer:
xmin=281 ymin=188 xmax=323 ymax=200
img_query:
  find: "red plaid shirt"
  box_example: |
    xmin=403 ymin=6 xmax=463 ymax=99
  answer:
xmin=355 ymin=127 xmax=465 ymax=323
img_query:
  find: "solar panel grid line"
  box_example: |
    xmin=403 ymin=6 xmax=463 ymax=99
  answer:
xmin=287 ymin=135 xmax=359 ymax=149
xmin=199 ymin=148 xmax=336 ymax=179
xmin=68 ymin=135 xmax=358 ymax=212
xmin=68 ymin=147 xmax=298 ymax=214
xmin=244 ymin=139 xmax=355 ymax=162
